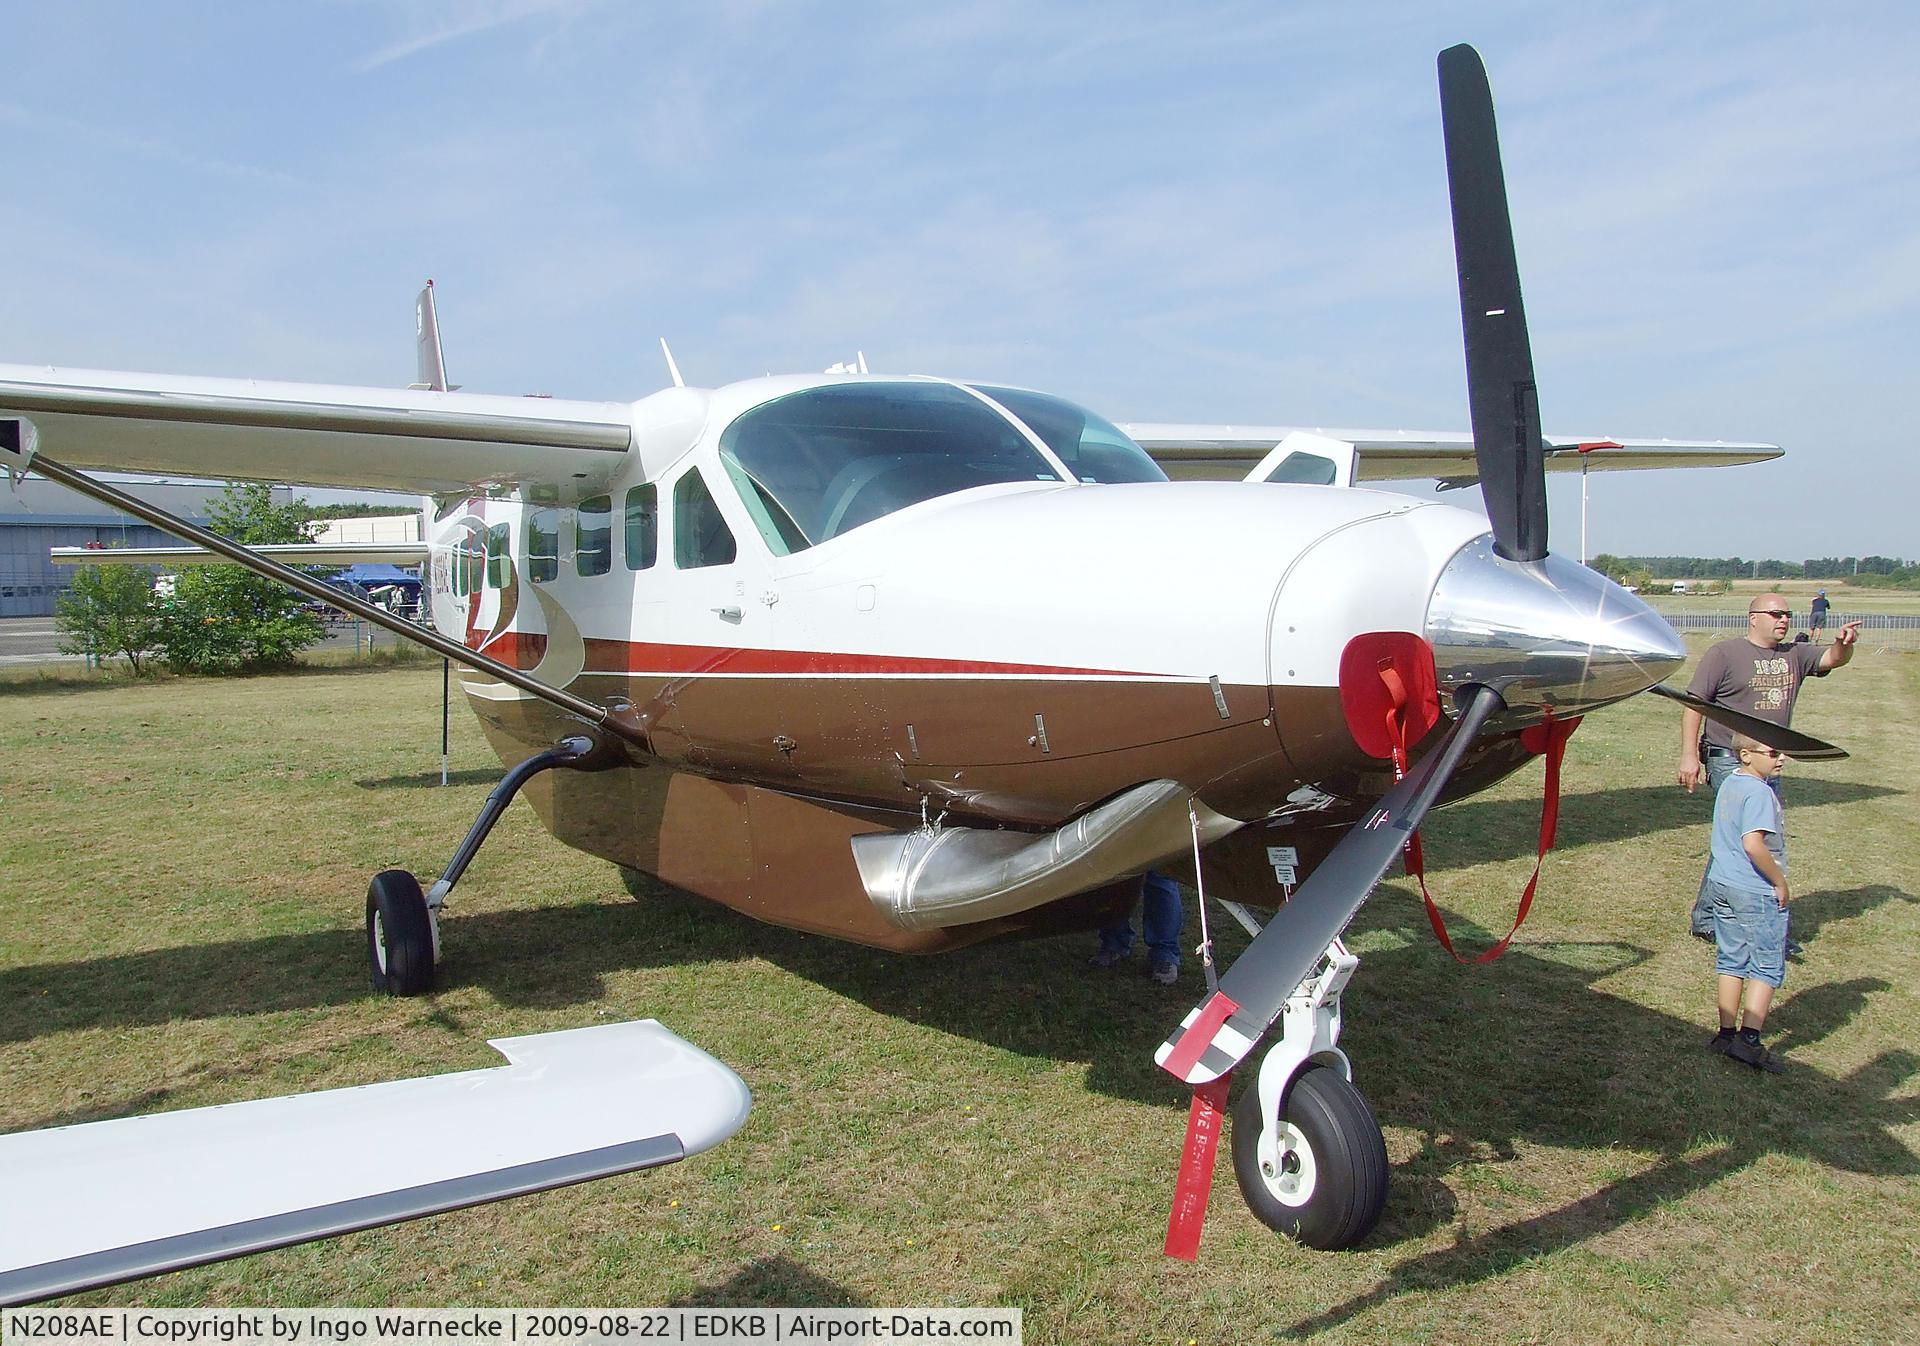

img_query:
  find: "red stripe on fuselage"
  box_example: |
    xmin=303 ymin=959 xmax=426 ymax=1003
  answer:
xmin=531 ymin=637 xmax=1160 ymax=679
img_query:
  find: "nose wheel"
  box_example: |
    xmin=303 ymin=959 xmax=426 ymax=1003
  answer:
xmin=1231 ymin=1062 xmax=1385 ymax=1249
xmin=1223 ymin=935 xmax=1386 ymax=1250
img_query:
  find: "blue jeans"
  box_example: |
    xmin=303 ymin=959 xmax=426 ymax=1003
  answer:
xmin=1100 ymin=871 xmax=1183 ymax=966
xmin=1691 ymin=749 xmax=1782 ymax=937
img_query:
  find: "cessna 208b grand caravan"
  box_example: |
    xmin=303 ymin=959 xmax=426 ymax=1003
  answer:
xmin=1 ymin=46 xmax=1833 ymax=1278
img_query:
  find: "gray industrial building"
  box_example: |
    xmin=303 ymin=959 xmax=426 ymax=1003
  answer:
xmin=0 ymin=477 xmax=292 ymax=617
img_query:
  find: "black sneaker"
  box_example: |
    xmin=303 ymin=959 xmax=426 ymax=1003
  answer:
xmin=1708 ymin=1029 xmax=1736 ymax=1055
xmin=1725 ymin=1035 xmax=1785 ymax=1073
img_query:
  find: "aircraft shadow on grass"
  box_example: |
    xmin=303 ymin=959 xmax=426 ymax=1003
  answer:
xmin=1275 ymin=896 xmax=1920 ymax=1336
xmin=6 ymin=865 xmax=1914 ymax=1315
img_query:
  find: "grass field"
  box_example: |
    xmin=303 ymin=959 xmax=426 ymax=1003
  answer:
xmin=3 ymin=647 xmax=1917 ymax=1343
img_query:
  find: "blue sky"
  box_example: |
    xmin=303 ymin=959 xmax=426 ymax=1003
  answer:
xmin=2 ymin=2 xmax=1914 ymax=559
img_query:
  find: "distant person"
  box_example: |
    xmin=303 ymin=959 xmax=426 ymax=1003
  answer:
xmin=1703 ymin=732 xmax=1797 ymax=1072
xmin=1677 ymin=593 xmax=1859 ymax=940
xmin=1809 ymin=589 xmax=1831 ymax=634
xmin=1089 ymin=871 xmax=1183 ymax=985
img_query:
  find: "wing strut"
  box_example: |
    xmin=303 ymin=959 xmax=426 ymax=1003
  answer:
xmin=8 ymin=442 xmax=634 ymax=739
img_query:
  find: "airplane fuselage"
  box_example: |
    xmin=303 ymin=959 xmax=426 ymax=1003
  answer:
xmin=422 ymin=375 xmax=1678 ymax=950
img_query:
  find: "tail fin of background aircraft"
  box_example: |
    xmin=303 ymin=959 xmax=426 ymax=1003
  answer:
xmin=409 ymin=279 xmax=459 ymax=391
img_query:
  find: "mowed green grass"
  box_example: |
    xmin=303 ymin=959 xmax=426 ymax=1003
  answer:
xmin=2 ymin=649 xmax=1917 ymax=1344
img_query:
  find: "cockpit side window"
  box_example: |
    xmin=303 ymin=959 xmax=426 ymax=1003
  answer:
xmin=717 ymin=382 xmax=1064 ymax=553
xmin=673 ymin=469 xmax=737 ymax=569
xmin=971 ymin=385 xmax=1167 ymax=484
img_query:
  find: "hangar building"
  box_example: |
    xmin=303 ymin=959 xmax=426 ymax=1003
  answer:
xmin=0 ymin=478 xmax=293 ymax=617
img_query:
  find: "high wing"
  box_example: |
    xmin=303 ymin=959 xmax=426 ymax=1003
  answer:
xmin=0 ymin=1020 xmax=750 ymax=1305
xmin=1121 ymin=422 xmax=1782 ymax=484
xmin=0 ymin=363 xmax=634 ymax=496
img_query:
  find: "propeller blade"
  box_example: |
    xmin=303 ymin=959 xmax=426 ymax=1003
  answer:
xmin=1157 ymin=684 xmax=1505 ymax=1085
xmin=1439 ymin=43 xmax=1548 ymax=564
xmin=1646 ymin=683 xmax=1848 ymax=760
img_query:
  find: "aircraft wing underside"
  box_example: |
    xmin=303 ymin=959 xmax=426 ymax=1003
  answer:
xmin=1121 ymin=423 xmax=1783 ymax=483
xmin=0 ymin=364 xmax=634 ymax=496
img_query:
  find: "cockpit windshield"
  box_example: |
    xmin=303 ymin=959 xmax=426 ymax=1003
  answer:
xmin=971 ymin=385 xmax=1168 ymax=484
xmin=717 ymin=382 xmax=1064 ymax=554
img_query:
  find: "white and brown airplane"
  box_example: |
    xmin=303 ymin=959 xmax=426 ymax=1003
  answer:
xmin=0 ymin=45 xmax=1838 ymax=1274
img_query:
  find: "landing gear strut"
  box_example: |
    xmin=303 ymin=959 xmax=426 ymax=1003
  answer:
xmin=1228 ymin=938 xmax=1387 ymax=1249
xmin=365 ymin=734 xmax=601 ymax=996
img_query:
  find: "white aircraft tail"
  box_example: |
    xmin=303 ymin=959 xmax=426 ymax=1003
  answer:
xmin=409 ymin=280 xmax=459 ymax=391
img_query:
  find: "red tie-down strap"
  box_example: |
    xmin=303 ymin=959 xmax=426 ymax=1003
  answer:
xmin=1381 ymin=666 xmax=1579 ymax=963
xmin=1163 ymin=1072 xmax=1234 ymax=1261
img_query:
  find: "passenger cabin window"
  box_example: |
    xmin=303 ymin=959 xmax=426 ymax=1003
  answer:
xmin=1265 ymin=452 xmax=1338 ymax=486
xmin=673 ymin=470 xmax=736 ymax=569
xmin=526 ymin=508 xmax=560 ymax=583
xmin=625 ymin=484 xmax=659 ymax=570
xmin=715 ymin=382 xmax=1064 ymax=555
xmin=452 ymin=531 xmax=484 ymax=596
xmin=485 ymin=523 xmax=510 ymax=589
xmin=576 ymin=495 xmax=612 ymax=577
xmin=971 ymin=385 xmax=1167 ymax=484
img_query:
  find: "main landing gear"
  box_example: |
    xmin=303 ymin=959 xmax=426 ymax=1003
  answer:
xmin=365 ymin=735 xmax=601 ymax=996
xmin=1228 ymin=938 xmax=1387 ymax=1249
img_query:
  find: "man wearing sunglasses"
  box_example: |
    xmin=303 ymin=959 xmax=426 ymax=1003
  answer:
xmin=1678 ymin=592 xmax=1860 ymax=939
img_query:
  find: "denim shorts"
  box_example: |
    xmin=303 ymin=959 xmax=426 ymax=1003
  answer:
xmin=1708 ymin=877 xmax=1788 ymax=988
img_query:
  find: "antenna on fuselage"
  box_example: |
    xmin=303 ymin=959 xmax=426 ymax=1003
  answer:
xmin=409 ymin=280 xmax=459 ymax=391
xmin=660 ymin=338 xmax=685 ymax=388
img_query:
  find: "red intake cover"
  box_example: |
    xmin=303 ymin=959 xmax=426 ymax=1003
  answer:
xmin=1338 ymin=632 xmax=1440 ymax=759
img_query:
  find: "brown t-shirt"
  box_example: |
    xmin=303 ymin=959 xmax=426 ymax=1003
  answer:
xmin=1687 ymin=636 xmax=1827 ymax=750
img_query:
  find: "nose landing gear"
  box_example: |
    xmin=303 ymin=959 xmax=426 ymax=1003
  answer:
xmin=1227 ymin=938 xmax=1387 ymax=1250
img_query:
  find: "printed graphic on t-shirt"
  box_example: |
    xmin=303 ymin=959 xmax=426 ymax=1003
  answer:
xmin=1747 ymin=655 xmax=1797 ymax=715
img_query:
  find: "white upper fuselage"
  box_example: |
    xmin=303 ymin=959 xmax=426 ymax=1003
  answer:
xmin=424 ymin=373 xmax=1491 ymax=696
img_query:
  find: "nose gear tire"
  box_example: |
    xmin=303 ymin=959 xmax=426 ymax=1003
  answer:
xmin=1231 ymin=1062 xmax=1387 ymax=1249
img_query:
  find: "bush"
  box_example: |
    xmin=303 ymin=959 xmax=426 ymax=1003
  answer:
xmin=54 ymin=561 xmax=164 ymax=673
xmin=158 ymin=567 xmax=325 ymax=673
xmin=155 ymin=484 xmax=325 ymax=674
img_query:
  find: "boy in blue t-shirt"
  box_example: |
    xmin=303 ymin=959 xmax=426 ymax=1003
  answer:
xmin=1705 ymin=732 xmax=1793 ymax=1072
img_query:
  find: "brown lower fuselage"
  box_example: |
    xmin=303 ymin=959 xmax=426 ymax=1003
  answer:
xmin=461 ymin=657 xmax=1540 ymax=954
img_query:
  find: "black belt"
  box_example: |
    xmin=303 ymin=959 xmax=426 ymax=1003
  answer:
xmin=1702 ymin=745 xmax=1736 ymax=758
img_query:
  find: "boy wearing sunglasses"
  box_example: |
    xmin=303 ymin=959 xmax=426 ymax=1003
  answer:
xmin=1705 ymin=732 xmax=1795 ymax=1071
xmin=1678 ymin=593 xmax=1859 ymax=939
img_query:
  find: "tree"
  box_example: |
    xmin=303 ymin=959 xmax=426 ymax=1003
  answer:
xmin=157 ymin=484 xmax=325 ymax=674
xmin=54 ymin=559 xmax=164 ymax=673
